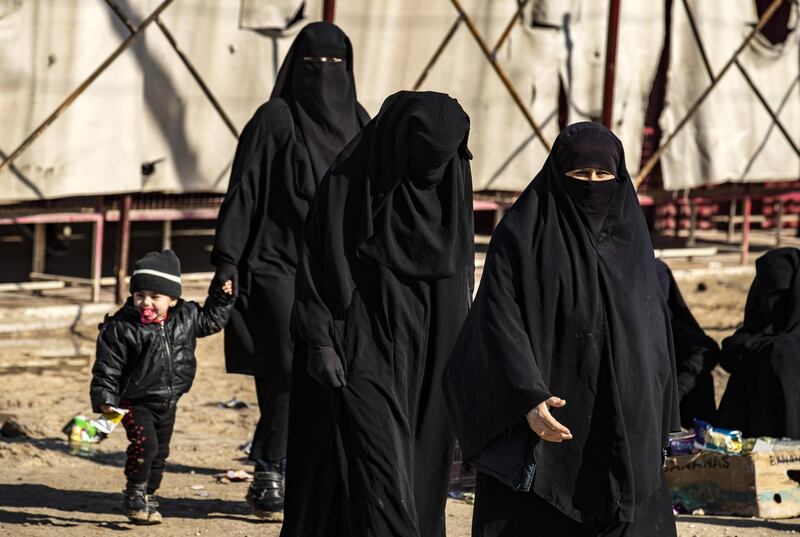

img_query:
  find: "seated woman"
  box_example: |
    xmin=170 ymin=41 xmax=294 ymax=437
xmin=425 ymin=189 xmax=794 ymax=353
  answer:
xmin=443 ymin=122 xmax=679 ymax=537
xmin=655 ymin=259 xmax=719 ymax=429
xmin=716 ymin=247 xmax=800 ymax=438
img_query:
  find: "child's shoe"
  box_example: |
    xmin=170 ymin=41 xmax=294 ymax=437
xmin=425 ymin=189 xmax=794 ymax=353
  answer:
xmin=245 ymin=459 xmax=285 ymax=521
xmin=145 ymin=494 xmax=163 ymax=524
xmin=122 ymin=482 xmax=159 ymax=525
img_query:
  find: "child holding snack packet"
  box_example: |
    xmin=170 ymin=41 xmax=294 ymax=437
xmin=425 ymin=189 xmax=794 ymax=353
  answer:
xmin=90 ymin=250 xmax=234 ymax=524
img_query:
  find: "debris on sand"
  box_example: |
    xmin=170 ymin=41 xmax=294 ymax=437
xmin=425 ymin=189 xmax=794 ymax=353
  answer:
xmin=0 ymin=417 xmax=29 ymax=438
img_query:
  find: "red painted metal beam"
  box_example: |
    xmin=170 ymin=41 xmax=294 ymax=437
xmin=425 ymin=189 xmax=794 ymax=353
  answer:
xmin=323 ymin=0 xmax=336 ymax=22
xmin=601 ymin=0 xmax=622 ymax=128
xmin=115 ymin=194 xmax=133 ymax=304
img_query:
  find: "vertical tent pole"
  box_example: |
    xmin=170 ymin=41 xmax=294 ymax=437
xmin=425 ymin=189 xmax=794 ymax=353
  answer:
xmin=91 ymin=218 xmax=104 ymax=303
xmin=162 ymin=220 xmax=172 ymax=251
xmin=601 ymin=0 xmax=622 ymax=128
xmin=323 ymin=0 xmax=336 ymax=22
xmin=741 ymin=190 xmax=752 ymax=265
xmin=32 ymin=223 xmax=46 ymax=275
xmin=727 ymin=201 xmax=737 ymax=243
xmin=115 ymin=195 xmax=133 ymax=304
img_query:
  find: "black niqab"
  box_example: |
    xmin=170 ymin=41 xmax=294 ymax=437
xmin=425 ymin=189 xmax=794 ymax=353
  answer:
xmin=443 ymin=122 xmax=679 ymax=529
xmin=716 ymin=247 xmax=800 ymax=437
xmin=272 ymin=22 xmax=362 ymax=182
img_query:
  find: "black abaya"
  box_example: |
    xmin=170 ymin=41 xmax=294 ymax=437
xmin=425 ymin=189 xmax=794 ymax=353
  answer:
xmin=211 ymin=22 xmax=368 ymax=464
xmin=716 ymin=247 xmax=800 ymax=438
xmin=655 ymin=259 xmax=719 ymax=429
xmin=443 ymin=122 xmax=679 ymax=535
xmin=282 ymin=91 xmax=474 ymax=537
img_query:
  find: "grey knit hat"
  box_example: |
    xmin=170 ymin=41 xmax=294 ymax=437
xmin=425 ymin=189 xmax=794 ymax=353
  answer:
xmin=130 ymin=250 xmax=182 ymax=298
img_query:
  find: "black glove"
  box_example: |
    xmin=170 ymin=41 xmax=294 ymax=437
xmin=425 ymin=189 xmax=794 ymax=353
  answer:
xmin=307 ymin=344 xmax=347 ymax=388
xmin=213 ymin=263 xmax=238 ymax=298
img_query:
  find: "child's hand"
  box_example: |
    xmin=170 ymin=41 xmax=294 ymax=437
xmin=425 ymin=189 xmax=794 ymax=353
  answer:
xmin=222 ymin=280 xmax=233 ymax=296
xmin=99 ymin=404 xmax=114 ymax=414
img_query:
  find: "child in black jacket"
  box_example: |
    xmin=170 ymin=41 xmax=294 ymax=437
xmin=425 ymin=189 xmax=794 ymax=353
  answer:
xmin=90 ymin=250 xmax=234 ymax=525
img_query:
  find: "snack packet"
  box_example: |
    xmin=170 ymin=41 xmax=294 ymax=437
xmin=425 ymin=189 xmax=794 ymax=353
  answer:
xmin=63 ymin=407 xmax=129 ymax=444
xmin=667 ymin=431 xmax=695 ymax=456
xmin=92 ymin=406 xmax=128 ymax=435
xmin=693 ymin=419 xmax=742 ymax=454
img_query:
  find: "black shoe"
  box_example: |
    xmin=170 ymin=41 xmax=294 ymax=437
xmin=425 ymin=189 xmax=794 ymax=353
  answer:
xmin=122 ymin=482 xmax=158 ymax=525
xmin=246 ymin=465 xmax=284 ymax=521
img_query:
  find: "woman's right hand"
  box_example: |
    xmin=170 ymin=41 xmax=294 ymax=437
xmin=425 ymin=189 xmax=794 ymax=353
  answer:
xmin=526 ymin=397 xmax=573 ymax=442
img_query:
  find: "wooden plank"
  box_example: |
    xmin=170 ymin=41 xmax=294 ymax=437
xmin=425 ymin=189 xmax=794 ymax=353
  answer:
xmin=655 ymin=247 xmax=718 ymax=259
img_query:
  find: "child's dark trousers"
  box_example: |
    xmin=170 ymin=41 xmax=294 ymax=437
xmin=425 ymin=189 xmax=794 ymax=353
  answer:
xmin=120 ymin=402 xmax=177 ymax=493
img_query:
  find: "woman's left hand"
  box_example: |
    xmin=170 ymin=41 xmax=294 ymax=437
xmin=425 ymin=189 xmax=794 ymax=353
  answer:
xmin=526 ymin=396 xmax=573 ymax=442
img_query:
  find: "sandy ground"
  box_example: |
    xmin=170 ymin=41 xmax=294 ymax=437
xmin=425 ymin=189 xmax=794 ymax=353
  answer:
xmin=1 ymin=273 xmax=800 ymax=536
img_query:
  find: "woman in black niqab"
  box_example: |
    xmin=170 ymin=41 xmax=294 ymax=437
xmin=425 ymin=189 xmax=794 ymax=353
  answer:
xmin=281 ymin=91 xmax=474 ymax=537
xmin=716 ymin=247 xmax=800 ymax=438
xmin=656 ymin=259 xmax=720 ymax=428
xmin=211 ymin=21 xmax=368 ymax=517
xmin=443 ymin=122 xmax=679 ymax=536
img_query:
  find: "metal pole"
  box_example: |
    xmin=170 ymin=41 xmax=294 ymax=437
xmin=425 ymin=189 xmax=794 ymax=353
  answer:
xmin=104 ymin=0 xmax=239 ymax=139
xmin=601 ymin=0 xmax=622 ymax=128
xmin=635 ymin=0 xmax=785 ymax=188
xmin=91 ymin=219 xmax=104 ymax=303
xmin=115 ymin=195 xmax=133 ymax=304
xmin=0 ymin=0 xmax=175 ymax=176
xmin=741 ymin=191 xmax=752 ymax=265
xmin=32 ymin=223 xmax=46 ymax=275
xmin=450 ymin=0 xmax=551 ymax=152
xmin=323 ymin=0 xmax=336 ymax=22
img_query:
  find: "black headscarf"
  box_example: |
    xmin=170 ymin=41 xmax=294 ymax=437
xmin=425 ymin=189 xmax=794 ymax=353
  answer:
xmin=356 ymin=91 xmax=473 ymax=280
xmin=443 ymin=122 xmax=679 ymax=528
xmin=716 ymin=247 xmax=800 ymax=437
xmin=293 ymin=90 xmax=473 ymax=351
xmin=558 ymin=126 xmax=621 ymax=239
xmin=271 ymin=22 xmax=362 ymax=182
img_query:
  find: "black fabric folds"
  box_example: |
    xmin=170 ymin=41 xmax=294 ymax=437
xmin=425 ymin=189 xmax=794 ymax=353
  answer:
xmin=655 ymin=260 xmax=719 ymax=429
xmin=282 ymin=91 xmax=474 ymax=537
xmin=211 ymin=22 xmax=368 ymax=379
xmin=443 ymin=122 xmax=679 ymax=530
xmin=716 ymin=247 xmax=800 ymax=438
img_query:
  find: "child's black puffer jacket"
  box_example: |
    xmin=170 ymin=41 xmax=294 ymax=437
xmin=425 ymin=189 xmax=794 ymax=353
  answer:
xmin=90 ymin=292 xmax=233 ymax=412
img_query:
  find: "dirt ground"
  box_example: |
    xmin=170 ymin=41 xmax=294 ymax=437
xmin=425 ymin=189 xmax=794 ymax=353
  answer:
xmin=1 ymin=272 xmax=800 ymax=536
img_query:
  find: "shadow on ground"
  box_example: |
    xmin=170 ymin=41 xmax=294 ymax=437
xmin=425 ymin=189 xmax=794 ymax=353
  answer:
xmin=2 ymin=436 xmax=220 ymax=476
xmin=677 ymin=514 xmax=800 ymax=531
xmin=0 ymin=484 xmax=269 ymax=526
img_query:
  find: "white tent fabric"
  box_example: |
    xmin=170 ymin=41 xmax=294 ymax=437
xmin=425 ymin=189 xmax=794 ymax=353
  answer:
xmin=660 ymin=0 xmax=800 ymax=190
xmin=2 ymin=0 xmax=796 ymax=201
xmin=0 ymin=0 xmax=144 ymax=201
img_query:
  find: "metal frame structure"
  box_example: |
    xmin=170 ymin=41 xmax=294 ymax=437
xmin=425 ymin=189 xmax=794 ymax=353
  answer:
xmin=1 ymin=0 xmax=798 ymax=302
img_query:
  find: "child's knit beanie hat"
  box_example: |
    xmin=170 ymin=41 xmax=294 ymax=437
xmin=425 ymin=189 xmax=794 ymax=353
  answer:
xmin=130 ymin=250 xmax=182 ymax=298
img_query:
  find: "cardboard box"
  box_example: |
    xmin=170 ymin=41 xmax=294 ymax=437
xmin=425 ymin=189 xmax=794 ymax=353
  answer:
xmin=665 ymin=449 xmax=800 ymax=518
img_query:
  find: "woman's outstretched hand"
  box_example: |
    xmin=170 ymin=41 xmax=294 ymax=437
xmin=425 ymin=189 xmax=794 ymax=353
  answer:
xmin=526 ymin=397 xmax=573 ymax=442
